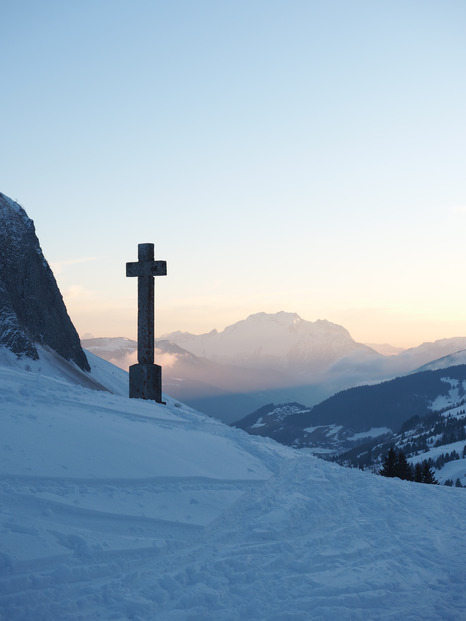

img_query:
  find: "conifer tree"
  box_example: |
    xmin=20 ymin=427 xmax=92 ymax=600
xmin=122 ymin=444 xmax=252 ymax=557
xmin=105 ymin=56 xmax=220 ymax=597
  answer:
xmin=413 ymin=462 xmax=423 ymax=483
xmin=379 ymin=448 xmax=397 ymax=478
xmin=422 ymin=462 xmax=437 ymax=485
xmin=394 ymin=451 xmax=413 ymax=481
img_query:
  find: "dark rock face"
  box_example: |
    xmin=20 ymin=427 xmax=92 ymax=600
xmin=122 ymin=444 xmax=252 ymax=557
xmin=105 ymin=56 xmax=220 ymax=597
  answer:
xmin=0 ymin=192 xmax=90 ymax=371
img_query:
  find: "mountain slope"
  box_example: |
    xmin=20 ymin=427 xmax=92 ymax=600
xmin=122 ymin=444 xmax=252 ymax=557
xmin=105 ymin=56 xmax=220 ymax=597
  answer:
xmin=0 ymin=192 xmax=89 ymax=371
xmin=337 ymin=401 xmax=466 ymax=485
xmin=0 ymin=355 xmax=465 ymax=620
xmin=399 ymin=338 xmax=466 ymax=371
xmin=234 ymin=365 xmax=466 ymax=473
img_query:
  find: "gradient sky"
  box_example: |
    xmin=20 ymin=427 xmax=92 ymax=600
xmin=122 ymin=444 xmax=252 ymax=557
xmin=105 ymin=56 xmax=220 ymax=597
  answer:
xmin=2 ymin=0 xmax=466 ymax=348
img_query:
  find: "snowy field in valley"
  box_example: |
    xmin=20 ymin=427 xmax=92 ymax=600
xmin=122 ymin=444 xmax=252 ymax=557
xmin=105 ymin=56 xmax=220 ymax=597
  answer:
xmin=0 ymin=351 xmax=465 ymax=620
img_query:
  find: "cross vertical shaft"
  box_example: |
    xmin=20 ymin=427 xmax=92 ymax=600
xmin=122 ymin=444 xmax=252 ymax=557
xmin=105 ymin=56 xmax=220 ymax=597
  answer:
xmin=137 ymin=243 xmax=155 ymax=365
xmin=126 ymin=243 xmax=167 ymax=402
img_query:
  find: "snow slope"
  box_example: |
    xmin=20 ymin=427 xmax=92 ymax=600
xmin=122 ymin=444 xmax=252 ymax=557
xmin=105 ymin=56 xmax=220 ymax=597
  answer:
xmin=0 ymin=356 xmax=465 ymax=620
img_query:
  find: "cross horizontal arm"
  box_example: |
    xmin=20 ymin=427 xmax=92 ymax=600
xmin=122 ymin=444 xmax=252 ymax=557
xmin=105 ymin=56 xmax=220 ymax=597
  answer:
xmin=126 ymin=260 xmax=167 ymax=278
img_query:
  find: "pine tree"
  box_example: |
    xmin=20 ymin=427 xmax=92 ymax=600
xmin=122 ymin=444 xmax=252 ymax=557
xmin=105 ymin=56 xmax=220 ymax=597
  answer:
xmin=455 ymin=478 xmax=463 ymax=488
xmin=422 ymin=461 xmax=438 ymax=485
xmin=413 ymin=462 xmax=423 ymax=483
xmin=394 ymin=451 xmax=413 ymax=481
xmin=379 ymin=448 xmax=397 ymax=477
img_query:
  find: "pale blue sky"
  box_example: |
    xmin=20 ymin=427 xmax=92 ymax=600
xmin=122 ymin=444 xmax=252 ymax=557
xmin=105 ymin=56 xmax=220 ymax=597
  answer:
xmin=2 ymin=0 xmax=466 ymax=346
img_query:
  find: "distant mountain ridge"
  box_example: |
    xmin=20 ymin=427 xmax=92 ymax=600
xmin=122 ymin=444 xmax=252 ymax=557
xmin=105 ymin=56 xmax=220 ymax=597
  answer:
xmin=162 ymin=311 xmax=378 ymax=373
xmin=233 ymin=364 xmax=466 ymax=484
xmin=0 ymin=192 xmax=89 ymax=371
xmin=235 ymin=366 xmax=466 ymax=441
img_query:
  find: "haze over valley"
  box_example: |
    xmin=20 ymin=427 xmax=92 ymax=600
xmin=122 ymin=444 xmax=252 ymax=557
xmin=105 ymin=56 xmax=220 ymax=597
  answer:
xmin=83 ymin=314 xmax=466 ymax=423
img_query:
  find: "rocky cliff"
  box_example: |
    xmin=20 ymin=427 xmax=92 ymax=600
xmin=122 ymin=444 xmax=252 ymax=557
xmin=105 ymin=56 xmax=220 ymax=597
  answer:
xmin=0 ymin=192 xmax=89 ymax=371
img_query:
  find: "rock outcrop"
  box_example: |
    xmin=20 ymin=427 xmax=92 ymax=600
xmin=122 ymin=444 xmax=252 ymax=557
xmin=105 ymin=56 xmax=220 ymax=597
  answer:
xmin=0 ymin=192 xmax=89 ymax=371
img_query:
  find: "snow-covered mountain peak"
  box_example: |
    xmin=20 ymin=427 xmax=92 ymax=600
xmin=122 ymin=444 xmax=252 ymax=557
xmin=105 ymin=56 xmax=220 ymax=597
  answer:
xmin=163 ymin=311 xmax=369 ymax=372
xmin=232 ymin=311 xmax=350 ymax=336
xmin=243 ymin=310 xmax=301 ymax=326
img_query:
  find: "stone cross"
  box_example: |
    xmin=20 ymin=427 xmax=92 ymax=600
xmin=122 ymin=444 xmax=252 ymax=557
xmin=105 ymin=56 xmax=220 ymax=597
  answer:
xmin=126 ymin=243 xmax=167 ymax=402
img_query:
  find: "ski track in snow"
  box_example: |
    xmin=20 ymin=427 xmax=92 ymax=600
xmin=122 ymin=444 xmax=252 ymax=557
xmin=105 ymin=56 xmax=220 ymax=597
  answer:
xmin=0 ymin=363 xmax=465 ymax=620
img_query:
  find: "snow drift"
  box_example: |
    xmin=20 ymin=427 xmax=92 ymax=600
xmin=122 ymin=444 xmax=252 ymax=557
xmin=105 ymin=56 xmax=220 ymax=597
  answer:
xmin=0 ymin=353 xmax=465 ymax=620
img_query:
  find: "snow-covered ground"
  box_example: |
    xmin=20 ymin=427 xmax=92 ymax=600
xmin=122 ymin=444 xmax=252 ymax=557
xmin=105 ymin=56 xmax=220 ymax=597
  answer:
xmin=0 ymin=352 xmax=465 ymax=620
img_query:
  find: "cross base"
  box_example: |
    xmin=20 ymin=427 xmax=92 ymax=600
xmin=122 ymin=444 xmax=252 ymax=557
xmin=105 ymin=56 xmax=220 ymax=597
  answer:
xmin=129 ymin=363 xmax=163 ymax=403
